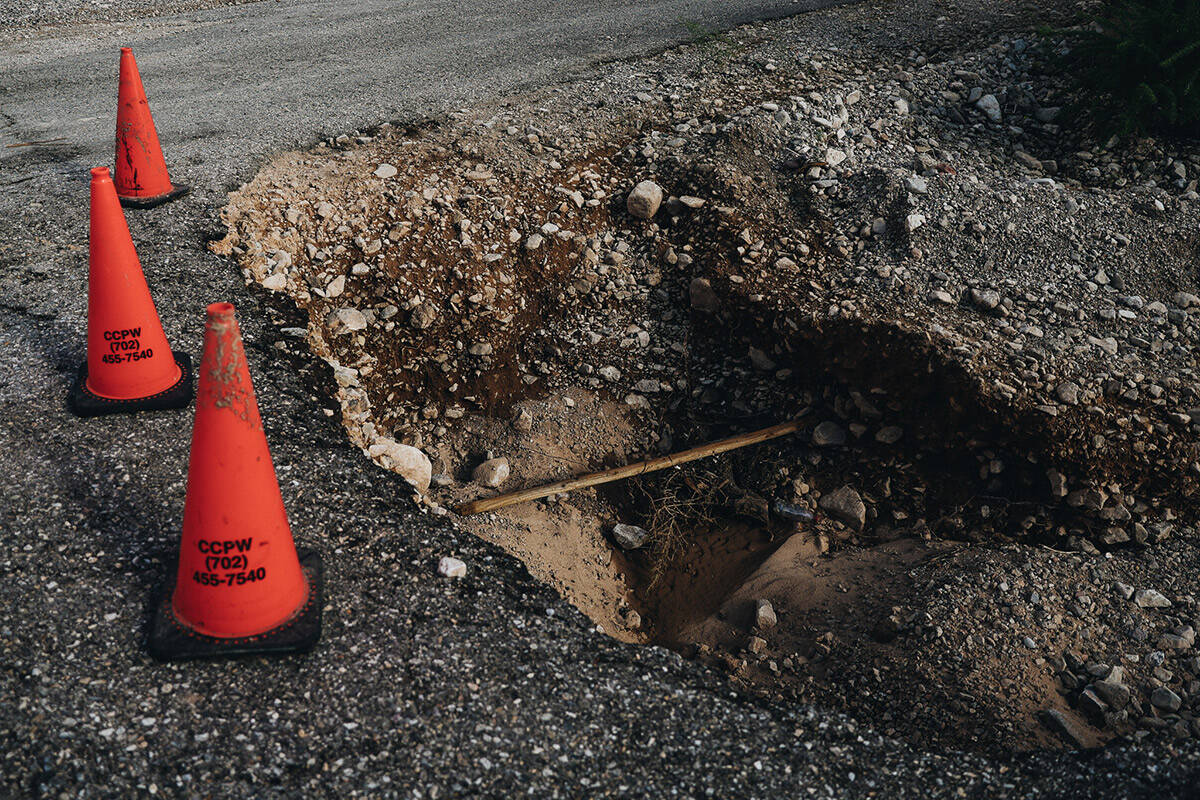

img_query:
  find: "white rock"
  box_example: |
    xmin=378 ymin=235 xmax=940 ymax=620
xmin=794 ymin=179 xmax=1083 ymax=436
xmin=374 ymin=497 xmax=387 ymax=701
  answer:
xmin=437 ymin=556 xmax=466 ymax=578
xmin=626 ymin=180 xmax=664 ymax=219
xmin=824 ymin=148 xmax=847 ymax=167
xmin=326 ymin=275 xmax=346 ymax=298
xmin=374 ymin=163 xmax=398 ymax=179
xmin=367 ymin=438 xmax=432 ymax=494
xmin=755 ymin=599 xmax=778 ymax=630
xmin=905 ymin=213 xmax=926 ymax=232
xmin=1134 ymin=589 xmax=1172 ymax=608
xmin=326 ymin=307 xmax=367 ymax=334
xmin=262 ymin=273 xmax=288 ymax=291
xmin=975 ymin=94 xmax=1002 ymax=122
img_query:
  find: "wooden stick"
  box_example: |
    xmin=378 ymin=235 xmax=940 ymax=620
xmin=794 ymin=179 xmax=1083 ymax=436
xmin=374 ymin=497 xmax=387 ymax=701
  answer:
xmin=456 ymin=420 xmax=800 ymax=516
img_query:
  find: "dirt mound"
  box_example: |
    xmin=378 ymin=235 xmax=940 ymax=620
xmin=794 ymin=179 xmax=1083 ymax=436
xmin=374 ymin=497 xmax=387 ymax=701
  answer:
xmin=216 ymin=6 xmax=1200 ymax=755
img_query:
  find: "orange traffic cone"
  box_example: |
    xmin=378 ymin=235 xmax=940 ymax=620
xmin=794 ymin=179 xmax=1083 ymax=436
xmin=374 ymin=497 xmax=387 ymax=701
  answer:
xmin=149 ymin=302 xmax=322 ymax=660
xmin=69 ymin=167 xmax=194 ymax=417
xmin=114 ymin=47 xmax=189 ymax=209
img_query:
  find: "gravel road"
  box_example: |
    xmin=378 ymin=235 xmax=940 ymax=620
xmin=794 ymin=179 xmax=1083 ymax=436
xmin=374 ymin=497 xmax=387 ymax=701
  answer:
xmin=7 ymin=0 xmax=257 ymax=30
xmin=1 ymin=0 xmax=1198 ymax=797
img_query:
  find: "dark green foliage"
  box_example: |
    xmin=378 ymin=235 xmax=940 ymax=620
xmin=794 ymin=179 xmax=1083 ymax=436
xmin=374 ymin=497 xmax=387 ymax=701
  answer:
xmin=1056 ymin=0 xmax=1200 ymax=137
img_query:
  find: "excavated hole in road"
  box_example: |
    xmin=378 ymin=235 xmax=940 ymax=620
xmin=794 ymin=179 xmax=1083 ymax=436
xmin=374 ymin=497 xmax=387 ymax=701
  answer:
xmin=435 ymin=299 xmax=1093 ymax=754
xmin=364 ymin=190 xmax=1097 ymax=752
xmin=221 ymin=125 xmax=1136 ymax=754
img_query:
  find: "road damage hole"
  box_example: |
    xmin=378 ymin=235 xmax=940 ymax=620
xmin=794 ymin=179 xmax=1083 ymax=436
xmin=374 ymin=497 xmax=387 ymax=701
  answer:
xmin=217 ymin=44 xmax=1199 ymax=755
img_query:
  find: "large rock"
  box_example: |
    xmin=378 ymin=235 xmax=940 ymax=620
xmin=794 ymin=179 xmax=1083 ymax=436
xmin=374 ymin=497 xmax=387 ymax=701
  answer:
xmin=473 ymin=457 xmax=511 ymax=488
xmin=903 ymin=174 xmax=928 ymax=194
xmin=755 ymin=599 xmax=777 ymax=630
xmin=1150 ymin=687 xmax=1182 ymax=713
xmin=367 ymin=437 xmax=432 ymax=494
xmin=626 ymin=180 xmax=663 ymax=219
xmin=1092 ymin=680 xmax=1130 ymax=710
xmin=819 ymin=486 xmax=866 ymax=531
xmin=410 ymin=303 xmax=438 ymax=330
xmin=326 ymin=306 xmax=367 ymax=334
xmin=262 ymin=273 xmax=288 ymax=291
xmin=1046 ymin=469 xmax=1068 ymax=499
xmin=1056 ymin=381 xmax=1080 ymax=405
xmin=1134 ymin=589 xmax=1172 ymax=608
xmin=975 ymin=93 xmax=1001 ymax=122
xmin=611 ymin=523 xmax=649 ymax=550
xmin=811 ymin=421 xmax=847 ymax=447
xmin=970 ymin=288 xmax=1002 ymax=312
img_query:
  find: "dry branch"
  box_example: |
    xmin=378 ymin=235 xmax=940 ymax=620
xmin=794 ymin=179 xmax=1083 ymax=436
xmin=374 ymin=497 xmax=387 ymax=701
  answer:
xmin=456 ymin=420 xmax=800 ymax=516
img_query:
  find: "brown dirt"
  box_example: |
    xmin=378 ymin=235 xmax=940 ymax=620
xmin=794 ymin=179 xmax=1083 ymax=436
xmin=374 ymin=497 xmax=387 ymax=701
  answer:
xmin=439 ymin=389 xmax=648 ymax=640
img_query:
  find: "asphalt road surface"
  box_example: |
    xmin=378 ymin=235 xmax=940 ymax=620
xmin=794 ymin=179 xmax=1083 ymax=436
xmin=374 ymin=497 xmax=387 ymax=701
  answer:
xmin=3 ymin=0 xmax=832 ymax=194
xmin=2 ymin=1 xmax=1199 ymax=797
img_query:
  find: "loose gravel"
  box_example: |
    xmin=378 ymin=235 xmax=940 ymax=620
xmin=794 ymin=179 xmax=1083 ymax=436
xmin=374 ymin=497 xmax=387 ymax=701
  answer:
xmin=5 ymin=0 xmax=260 ymax=33
xmin=3 ymin=0 xmax=1200 ymax=797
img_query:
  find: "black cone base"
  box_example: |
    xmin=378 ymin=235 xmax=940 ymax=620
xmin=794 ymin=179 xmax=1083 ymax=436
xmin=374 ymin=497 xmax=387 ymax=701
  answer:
xmin=118 ymin=183 xmax=190 ymax=209
xmin=148 ymin=550 xmax=324 ymax=661
xmin=68 ymin=350 xmax=194 ymax=418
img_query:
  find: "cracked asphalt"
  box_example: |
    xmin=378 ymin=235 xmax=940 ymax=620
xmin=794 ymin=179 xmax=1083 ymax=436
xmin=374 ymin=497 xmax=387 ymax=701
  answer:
xmin=2 ymin=0 xmax=1199 ymax=797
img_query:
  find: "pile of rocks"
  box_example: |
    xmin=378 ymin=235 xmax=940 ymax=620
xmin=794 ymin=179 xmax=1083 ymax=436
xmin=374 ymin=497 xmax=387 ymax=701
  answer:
xmin=1055 ymin=596 xmax=1198 ymax=742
